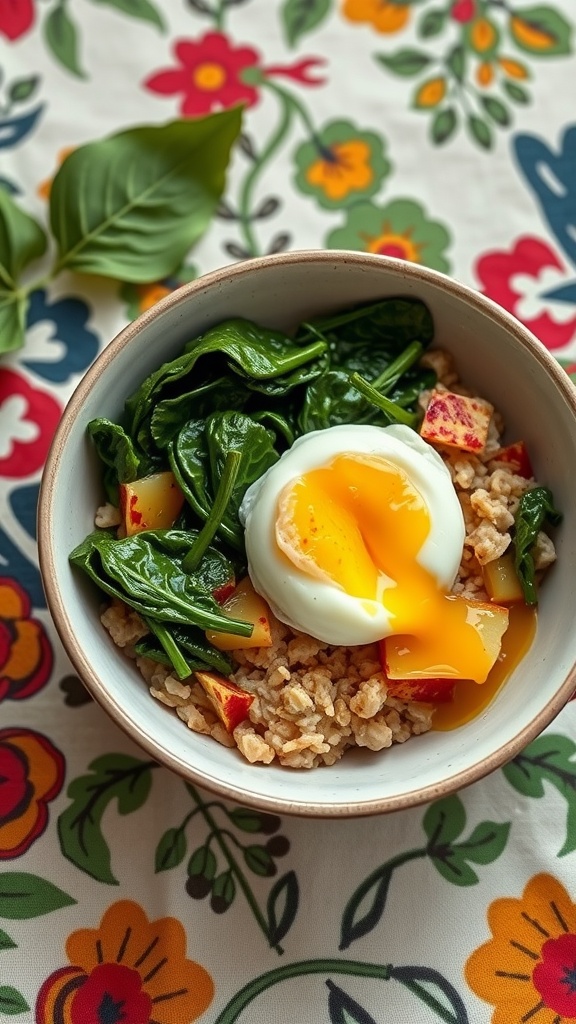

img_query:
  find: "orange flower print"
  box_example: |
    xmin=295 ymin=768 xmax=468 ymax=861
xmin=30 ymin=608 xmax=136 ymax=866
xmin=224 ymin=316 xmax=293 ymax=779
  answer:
xmin=0 ymin=577 xmax=53 ymax=702
xmin=466 ymin=873 xmax=576 ymax=1023
xmin=0 ymin=728 xmax=64 ymax=859
xmin=36 ymin=900 xmax=214 ymax=1024
xmin=342 ymin=0 xmax=410 ymax=33
xmin=294 ymin=120 xmax=390 ymax=210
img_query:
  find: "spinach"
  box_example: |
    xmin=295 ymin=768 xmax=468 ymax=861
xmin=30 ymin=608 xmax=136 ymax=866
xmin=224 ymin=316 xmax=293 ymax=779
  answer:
xmin=183 ymin=450 xmax=242 ymax=572
xmin=70 ymin=529 xmax=252 ymax=636
xmin=170 ymin=412 xmax=280 ymax=552
xmin=125 ymin=317 xmax=327 ymax=451
xmin=514 ymin=486 xmax=562 ymax=605
xmin=150 ymin=377 xmax=249 ymax=449
xmin=86 ymin=418 xmax=142 ymax=503
xmin=135 ymin=628 xmax=233 ymax=676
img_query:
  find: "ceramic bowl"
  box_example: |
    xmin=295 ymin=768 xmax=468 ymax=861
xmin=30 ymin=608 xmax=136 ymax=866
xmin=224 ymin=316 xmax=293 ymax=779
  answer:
xmin=38 ymin=251 xmax=576 ymax=816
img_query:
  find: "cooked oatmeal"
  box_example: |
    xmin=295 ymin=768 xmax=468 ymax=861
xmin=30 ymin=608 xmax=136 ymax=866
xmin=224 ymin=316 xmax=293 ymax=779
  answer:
xmin=99 ymin=348 xmax=557 ymax=768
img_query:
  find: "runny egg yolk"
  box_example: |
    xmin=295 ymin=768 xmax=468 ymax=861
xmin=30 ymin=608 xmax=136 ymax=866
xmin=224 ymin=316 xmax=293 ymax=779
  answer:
xmin=275 ymin=452 xmax=499 ymax=684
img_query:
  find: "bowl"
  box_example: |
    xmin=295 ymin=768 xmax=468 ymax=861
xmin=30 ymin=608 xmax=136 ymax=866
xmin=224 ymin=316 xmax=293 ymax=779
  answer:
xmin=38 ymin=250 xmax=576 ymax=817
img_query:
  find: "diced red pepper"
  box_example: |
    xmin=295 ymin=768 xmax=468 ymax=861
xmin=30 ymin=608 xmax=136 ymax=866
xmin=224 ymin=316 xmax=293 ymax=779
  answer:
xmin=494 ymin=441 xmax=533 ymax=479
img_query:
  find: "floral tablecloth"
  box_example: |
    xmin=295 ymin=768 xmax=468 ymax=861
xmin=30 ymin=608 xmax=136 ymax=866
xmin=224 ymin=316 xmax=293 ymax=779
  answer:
xmin=1 ymin=1 xmax=576 ymax=1021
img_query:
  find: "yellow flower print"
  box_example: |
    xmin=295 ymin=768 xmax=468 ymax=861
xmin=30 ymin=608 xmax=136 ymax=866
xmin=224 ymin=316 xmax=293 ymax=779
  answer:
xmin=342 ymin=0 xmax=410 ymax=34
xmin=466 ymin=873 xmax=576 ymax=1024
xmin=36 ymin=900 xmax=214 ymax=1023
xmin=414 ymin=77 xmax=446 ymax=108
xmin=305 ymin=140 xmax=374 ymax=202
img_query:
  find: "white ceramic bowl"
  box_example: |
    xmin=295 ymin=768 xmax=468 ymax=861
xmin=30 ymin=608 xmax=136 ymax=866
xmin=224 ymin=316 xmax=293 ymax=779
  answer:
xmin=38 ymin=251 xmax=576 ymax=816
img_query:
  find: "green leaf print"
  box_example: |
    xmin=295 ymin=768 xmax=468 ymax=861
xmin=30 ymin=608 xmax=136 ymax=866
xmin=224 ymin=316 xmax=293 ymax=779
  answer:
xmin=0 ymin=986 xmax=29 ymax=1016
xmin=155 ymin=827 xmax=188 ymax=873
xmin=57 ymin=755 xmax=157 ymax=884
xmin=43 ymin=3 xmax=87 ymax=79
xmin=87 ymin=0 xmax=165 ymax=32
xmin=503 ymin=734 xmax=576 ymax=856
xmin=467 ymin=115 xmax=493 ymax=149
xmin=480 ymin=96 xmax=511 ymax=126
xmin=376 ymin=49 xmax=432 ymax=76
xmin=267 ymin=871 xmax=299 ymax=949
xmin=419 ymin=8 xmax=447 ymax=38
xmin=0 ymin=931 xmax=16 ymax=951
xmin=282 ymin=0 xmax=333 ymax=46
xmin=0 ymin=874 xmax=76 ymax=919
xmin=431 ymin=107 xmax=458 ymax=144
xmin=509 ymin=6 xmax=572 ymax=56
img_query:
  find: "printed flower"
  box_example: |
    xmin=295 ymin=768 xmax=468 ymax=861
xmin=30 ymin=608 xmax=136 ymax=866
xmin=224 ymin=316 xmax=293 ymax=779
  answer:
xmin=0 ymin=727 xmax=64 ymax=858
xmin=294 ymin=120 xmax=390 ymax=209
xmin=0 ymin=0 xmax=35 ymax=41
xmin=327 ymin=198 xmax=451 ymax=273
xmin=0 ymin=577 xmax=53 ymax=702
xmin=476 ymin=236 xmax=576 ymax=350
xmin=0 ymin=368 xmax=61 ymax=477
xmin=342 ymin=0 xmax=410 ymax=34
xmin=36 ymin=900 xmax=214 ymax=1024
xmin=23 ymin=289 xmax=99 ymax=384
xmin=466 ymin=873 xmax=576 ymax=1023
xmin=144 ymin=32 xmax=325 ymax=116
xmin=120 ymin=264 xmax=197 ymax=321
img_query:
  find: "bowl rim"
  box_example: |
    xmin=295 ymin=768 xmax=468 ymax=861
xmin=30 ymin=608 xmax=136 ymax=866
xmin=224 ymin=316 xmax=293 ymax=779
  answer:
xmin=38 ymin=249 xmax=576 ymax=817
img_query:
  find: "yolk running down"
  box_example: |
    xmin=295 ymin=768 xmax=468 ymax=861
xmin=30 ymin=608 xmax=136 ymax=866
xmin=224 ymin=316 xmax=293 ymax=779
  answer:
xmin=275 ymin=453 xmax=501 ymax=684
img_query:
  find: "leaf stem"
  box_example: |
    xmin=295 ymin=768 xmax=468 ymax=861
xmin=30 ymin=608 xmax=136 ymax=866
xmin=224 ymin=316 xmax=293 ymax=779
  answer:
xmin=185 ymin=784 xmax=282 ymax=954
xmin=183 ymin=450 xmax=241 ymax=573
xmin=339 ymin=848 xmax=427 ymax=950
xmin=214 ymin=960 xmax=394 ymax=1024
xmin=237 ymin=86 xmax=293 ymax=257
xmin=144 ymin=617 xmax=191 ymax=680
xmin=349 ymin=373 xmax=419 ymax=427
xmin=372 ymin=341 xmax=424 ymax=393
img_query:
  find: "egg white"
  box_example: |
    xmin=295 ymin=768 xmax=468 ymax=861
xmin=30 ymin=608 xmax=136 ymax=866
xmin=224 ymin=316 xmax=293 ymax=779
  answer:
xmin=239 ymin=424 xmax=465 ymax=646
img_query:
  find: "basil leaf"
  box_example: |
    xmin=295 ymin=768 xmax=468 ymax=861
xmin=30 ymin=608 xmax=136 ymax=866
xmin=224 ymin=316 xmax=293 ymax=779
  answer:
xmin=50 ymin=108 xmax=242 ymax=281
xmin=70 ymin=529 xmax=252 ymax=635
xmin=0 ymin=189 xmax=47 ymax=290
xmin=514 ymin=486 xmax=562 ymax=604
xmin=0 ymin=290 xmax=27 ymax=355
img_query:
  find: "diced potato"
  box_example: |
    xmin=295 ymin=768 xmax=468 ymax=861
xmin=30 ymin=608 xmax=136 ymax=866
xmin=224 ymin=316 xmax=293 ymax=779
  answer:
xmin=420 ymin=390 xmax=493 ymax=453
xmin=195 ymin=671 xmax=253 ymax=732
xmin=120 ymin=472 xmax=185 ymax=536
xmin=483 ymin=552 xmax=525 ymax=605
xmin=379 ymin=664 xmax=456 ymax=704
xmin=383 ymin=596 xmax=509 ymax=684
xmin=493 ymin=441 xmax=533 ymax=479
xmin=206 ymin=576 xmax=272 ymax=651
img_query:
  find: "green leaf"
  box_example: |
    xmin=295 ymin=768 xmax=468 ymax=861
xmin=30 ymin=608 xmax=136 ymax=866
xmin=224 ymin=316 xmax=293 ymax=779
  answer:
xmin=430 ymin=107 xmax=457 ymax=144
xmin=8 ymin=76 xmax=40 ymax=103
xmin=282 ymin=0 xmax=332 ymax=46
xmin=87 ymin=0 xmax=165 ymax=31
xmin=430 ymin=851 xmax=480 ymax=886
xmin=155 ymin=828 xmax=187 ymax=872
xmin=211 ymin=870 xmax=235 ymax=913
xmin=0 ymin=291 xmax=27 ymax=356
xmin=0 ymin=930 xmax=16 ymax=951
xmin=446 ymin=44 xmax=466 ymax=83
xmin=57 ymin=754 xmax=155 ymax=884
xmin=480 ymin=95 xmax=511 ymax=126
xmin=419 ymin=7 xmax=447 ymax=37
xmin=0 ymin=987 xmax=29 ymax=1015
xmin=503 ymin=734 xmax=576 ymax=855
xmin=244 ymin=845 xmax=277 ymax=877
xmin=50 ymin=108 xmax=243 ymax=282
xmin=43 ymin=4 xmax=87 ymax=79
xmin=453 ymin=821 xmax=510 ymax=864
xmin=376 ymin=49 xmax=432 ymax=76
xmin=266 ymin=870 xmax=299 ymax=948
xmin=503 ymin=80 xmax=530 ymax=104
xmin=510 ymin=6 xmax=572 ymax=56
xmin=423 ymin=795 xmax=466 ymax=847
xmin=467 ymin=114 xmax=492 ymax=149
xmin=327 ymin=981 xmax=378 ymax=1024
xmin=0 ymin=189 xmax=47 ymax=290
xmin=0 ymin=874 xmax=76 ymax=919
xmin=514 ymin=487 xmax=562 ymax=604
xmin=188 ymin=845 xmax=217 ymax=881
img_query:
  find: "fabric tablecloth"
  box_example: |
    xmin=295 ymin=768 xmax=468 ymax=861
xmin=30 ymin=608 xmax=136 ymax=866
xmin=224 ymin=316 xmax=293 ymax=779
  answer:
xmin=2 ymin=1 xmax=576 ymax=1021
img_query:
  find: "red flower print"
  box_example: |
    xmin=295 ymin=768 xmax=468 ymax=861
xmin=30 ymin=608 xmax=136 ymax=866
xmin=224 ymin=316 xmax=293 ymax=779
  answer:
xmin=0 ymin=577 xmax=53 ymax=702
xmin=0 ymin=369 xmax=61 ymax=478
xmin=476 ymin=236 xmax=576 ymax=350
xmin=0 ymin=727 xmax=64 ymax=858
xmin=451 ymin=0 xmax=476 ymax=22
xmin=36 ymin=900 xmax=214 ymax=1024
xmin=145 ymin=32 xmax=260 ymax=115
xmin=0 ymin=0 xmax=35 ymax=41
xmin=533 ymin=933 xmax=576 ymax=1016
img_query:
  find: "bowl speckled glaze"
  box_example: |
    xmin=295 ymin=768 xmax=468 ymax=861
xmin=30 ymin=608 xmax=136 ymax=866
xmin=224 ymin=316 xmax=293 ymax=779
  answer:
xmin=38 ymin=251 xmax=576 ymax=816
